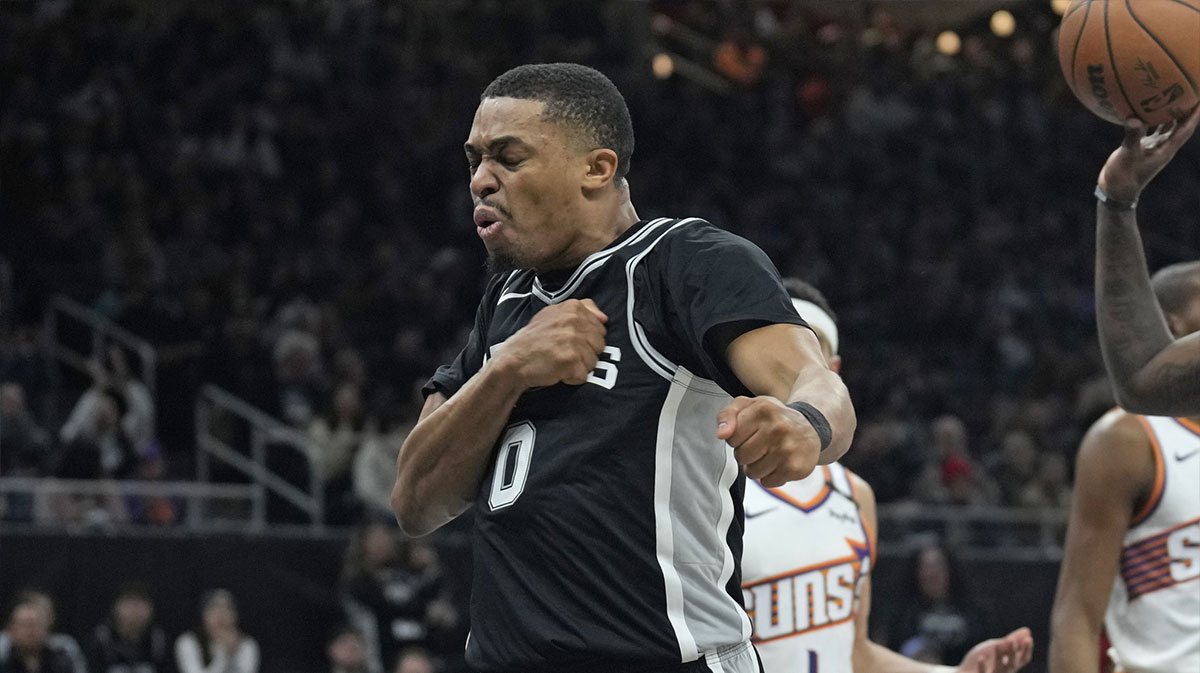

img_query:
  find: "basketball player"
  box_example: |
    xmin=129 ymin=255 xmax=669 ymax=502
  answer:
xmin=1050 ymin=261 xmax=1200 ymax=673
xmin=390 ymin=63 xmax=855 ymax=673
xmin=743 ymin=279 xmax=1034 ymax=673
xmin=1094 ymin=105 xmax=1200 ymax=416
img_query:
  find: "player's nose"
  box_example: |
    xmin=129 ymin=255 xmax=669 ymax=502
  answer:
xmin=470 ymin=164 xmax=499 ymax=200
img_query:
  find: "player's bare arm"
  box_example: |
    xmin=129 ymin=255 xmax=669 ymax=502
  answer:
xmin=717 ymin=323 xmax=855 ymax=487
xmin=391 ymin=298 xmax=607 ymax=536
xmin=1048 ymin=409 xmax=1154 ymax=673
xmin=1096 ymin=105 xmax=1200 ymax=416
xmin=848 ymin=473 xmax=1034 ymax=673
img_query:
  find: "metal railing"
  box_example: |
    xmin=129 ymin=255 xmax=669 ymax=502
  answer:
xmin=0 ymin=477 xmax=259 ymax=532
xmin=195 ymin=385 xmax=324 ymax=531
xmin=877 ymin=503 xmax=1069 ymax=561
xmin=42 ymin=294 xmax=158 ymax=396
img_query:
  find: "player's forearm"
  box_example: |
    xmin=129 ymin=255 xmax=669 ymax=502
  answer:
xmin=855 ymin=640 xmax=950 ymax=673
xmin=1047 ymin=612 xmax=1100 ymax=673
xmin=788 ymin=365 xmax=855 ymax=463
xmin=392 ymin=361 xmax=525 ymax=536
xmin=1095 ymin=204 xmax=1185 ymax=413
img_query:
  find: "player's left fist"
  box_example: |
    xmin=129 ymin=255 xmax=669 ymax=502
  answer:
xmin=716 ymin=396 xmax=820 ymax=487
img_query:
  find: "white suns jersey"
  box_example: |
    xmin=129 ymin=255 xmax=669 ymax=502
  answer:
xmin=1105 ymin=416 xmax=1200 ymax=673
xmin=741 ymin=463 xmax=873 ymax=673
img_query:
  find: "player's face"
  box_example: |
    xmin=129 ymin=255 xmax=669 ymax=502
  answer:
xmin=465 ymin=97 xmax=591 ymax=272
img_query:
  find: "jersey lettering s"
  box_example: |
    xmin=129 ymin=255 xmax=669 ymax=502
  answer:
xmin=484 ymin=343 xmax=622 ymax=391
xmin=1167 ymin=522 xmax=1200 ymax=583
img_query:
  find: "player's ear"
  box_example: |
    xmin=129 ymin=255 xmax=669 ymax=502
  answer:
xmin=828 ymin=354 xmax=842 ymax=374
xmin=582 ymin=148 xmax=619 ymax=191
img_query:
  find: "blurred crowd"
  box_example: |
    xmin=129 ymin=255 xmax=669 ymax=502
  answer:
xmin=1 ymin=520 xmax=464 ymax=673
xmin=2 ymin=0 xmax=1199 ymax=530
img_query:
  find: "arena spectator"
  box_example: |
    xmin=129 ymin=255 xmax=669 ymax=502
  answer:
xmin=57 ymin=346 xmax=153 ymax=480
xmin=986 ymin=430 xmax=1041 ymax=507
xmin=352 ymin=405 xmax=415 ymax=520
xmin=87 ymin=583 xmax=173 ymax=673
xmin=307 ymin=382 xmax=366 ymax=525
xmin=0 ymin=590 xmax=87 ymax=673
xmin=0 ymin=382 xmax=51 ymax=474
xmin=0 ymin=382 xmax=51 ymax=521
xmin=174 ymin=589 xmax=259 ymax=673
xmin=325 ymin=626 xmax=368 ymax=673
xmin=881 ymin=541 xmax=995 ymax=665
xmin=122 ymin=443 xmax=182 ymax=527
xmin=0 ymin=593 xmax=75 ymax=673
xmin=391 ymin=648 xmax=434 ymax=673
xmin=340 ymin=523 xmax=460 ymax=673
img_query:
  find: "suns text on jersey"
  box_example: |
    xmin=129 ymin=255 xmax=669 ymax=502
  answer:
xmin=743 ymin=550 xmax=871 ymax=643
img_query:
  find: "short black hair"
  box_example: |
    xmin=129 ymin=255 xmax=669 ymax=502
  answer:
xmin=782 ymin=277 xmax=837 ymax=326
xmin=1151 ymin=260 xmax=1200 ymax=315
xmin=482 ymin=63 xmax=635 ymax=182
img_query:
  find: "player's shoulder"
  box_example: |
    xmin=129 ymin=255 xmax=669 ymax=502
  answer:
xmin=656 ymin=216 xmax=757 ymax=249
xmin=1077 ymin=407 xmax=1155 ymax=475
xmin=841 ymin=466 xmax=876 ymax=509
xmin=1082 ymin=407 xmax=1152 ymax=450
xmin=646 ymin=217 xmax=775 ymax=274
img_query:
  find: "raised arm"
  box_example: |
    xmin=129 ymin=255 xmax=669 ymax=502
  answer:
xmin=392 ymin=299 xmax=607 ymax=536
xmin=718 ymin=323 xmax=856 ymax=486
xmin=1095 ymin=105 xmax=1200 ymax=415
xmin=1049 ymin=410 xmax=1153 ymax=673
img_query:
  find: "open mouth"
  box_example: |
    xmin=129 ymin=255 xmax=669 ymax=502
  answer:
xmin=474 ymin=207 xmax=503 ymax=237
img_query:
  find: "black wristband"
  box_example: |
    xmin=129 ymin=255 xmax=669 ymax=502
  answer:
xmin=785 ymin=401 xmax=832 ymax=452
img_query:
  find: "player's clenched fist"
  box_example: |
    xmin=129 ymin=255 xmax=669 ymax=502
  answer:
xmin=491 ymin=298 xmax=608 ymax=389
xmin=716 ymin=396 xmax=822 ymax=487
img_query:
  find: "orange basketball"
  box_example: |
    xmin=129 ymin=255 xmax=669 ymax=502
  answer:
xmin=1057 ymin=0 xmax=1200 ymax=125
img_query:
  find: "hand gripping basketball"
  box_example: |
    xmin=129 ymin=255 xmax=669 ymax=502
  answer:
xmin=492 ymin=298 xmax=608 ymax=389
xmin=1098 ymin=105 xmax=1200 ymax=202
xmin=716 ymin=396 xmax=821 ymax=487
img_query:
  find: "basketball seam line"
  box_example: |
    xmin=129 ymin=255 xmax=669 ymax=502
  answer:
xmin=1105 ymin=0 xmax=1144 ymax=122
xmin=1160 ymin=0 xmax=1200 ymax=16
xmin=1065 ymin=0 xmax=1092 ymax=20
xmin=1070 ymin=0 xmax=1095 ymax=95
xmin=1124 ymin=0 xmax=1200 ymax=99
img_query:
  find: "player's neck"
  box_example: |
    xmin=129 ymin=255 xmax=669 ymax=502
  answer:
xmin=540 ymin=196 xmax=639 ymax=274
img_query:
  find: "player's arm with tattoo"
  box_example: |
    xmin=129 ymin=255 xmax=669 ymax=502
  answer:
xmin=718 ymin=323 xmax=856 ymax=486
xmin=1049 ymin=410 xmax=1152 ymax=673
xmin=1096 ymin=105 xmax=1200 ymax=415
xmin=392 ymin=299 xmax=607 ymax=536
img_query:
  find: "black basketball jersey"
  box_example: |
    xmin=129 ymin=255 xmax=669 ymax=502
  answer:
xmin=424 ymin=217 xmax=809 ymax=673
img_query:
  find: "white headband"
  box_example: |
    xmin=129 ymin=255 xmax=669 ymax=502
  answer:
xmin=791 ymin=298 xmax=839 ymax=356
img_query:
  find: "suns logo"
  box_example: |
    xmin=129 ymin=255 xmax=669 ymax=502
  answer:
xmin=743 ymin=540 xmax=872 ymax=643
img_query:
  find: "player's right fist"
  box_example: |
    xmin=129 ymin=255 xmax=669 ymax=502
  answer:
xmin=491 ymin=298 xmax=608 ymax=390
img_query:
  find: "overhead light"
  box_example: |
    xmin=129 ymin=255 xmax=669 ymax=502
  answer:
xmin=652 ymin=53 xmax=674 ymax=79
xmin=936 ymin=31 xmax=961 ymax=55
xmin=1050 ymin=0 xmax=1072 ymax=16
xmin=991 ymin=10 xmax=1016 ymax=37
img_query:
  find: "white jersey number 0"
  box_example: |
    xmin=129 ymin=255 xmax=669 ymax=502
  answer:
xmin=488 ymin=421 xmax=536 ymax=511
